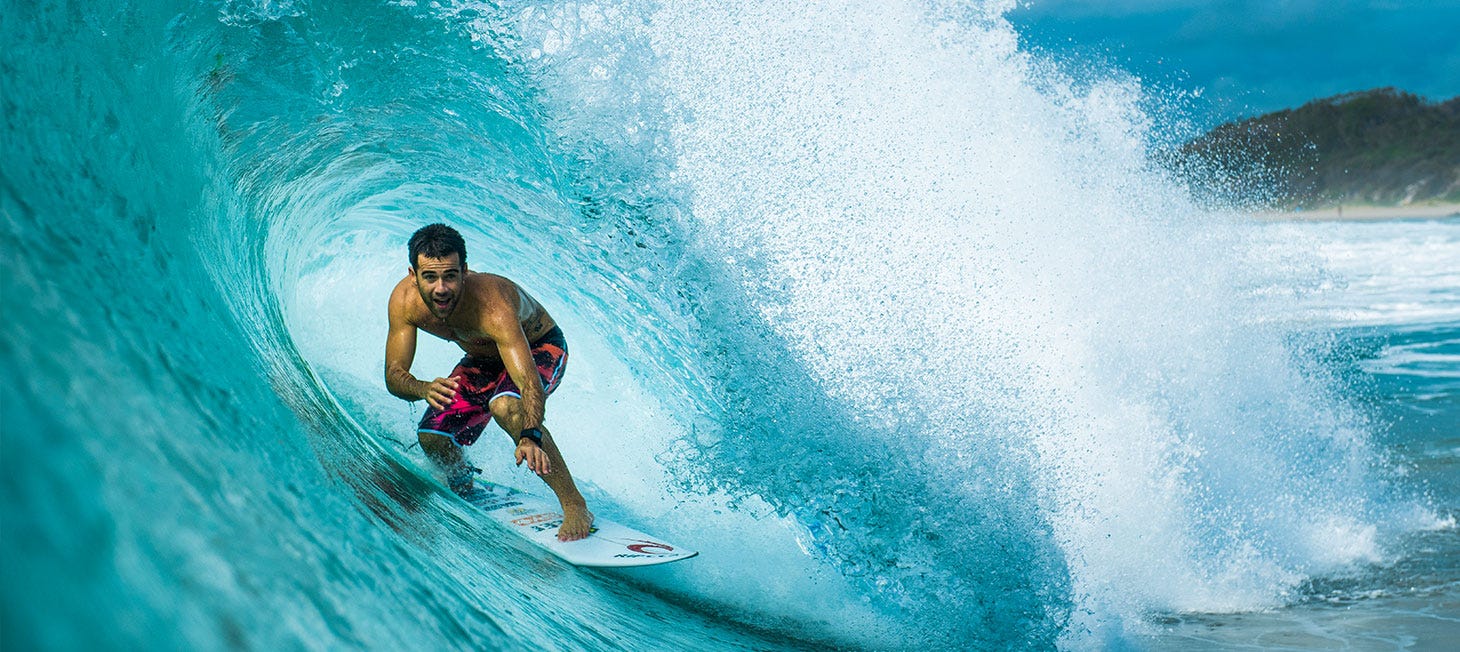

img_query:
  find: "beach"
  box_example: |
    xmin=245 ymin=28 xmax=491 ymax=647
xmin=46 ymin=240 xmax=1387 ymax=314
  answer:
xmin=1254 ymin=202 xmax=1460 ymax=221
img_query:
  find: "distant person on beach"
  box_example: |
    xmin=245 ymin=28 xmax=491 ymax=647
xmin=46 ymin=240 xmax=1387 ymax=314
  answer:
xmin=383 ymin=223 xmax=593 ymax=541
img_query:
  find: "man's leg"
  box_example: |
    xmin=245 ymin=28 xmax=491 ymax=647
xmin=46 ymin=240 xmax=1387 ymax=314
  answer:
xmin=488 ymin=395 xmax=594 ymax=541
xmin=418 ymin=431 xmax=474 ymax=493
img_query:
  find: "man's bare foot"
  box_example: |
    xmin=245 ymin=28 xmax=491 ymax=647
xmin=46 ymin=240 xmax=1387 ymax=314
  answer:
xmin=558 ymin=503 xmax=595 ymax=542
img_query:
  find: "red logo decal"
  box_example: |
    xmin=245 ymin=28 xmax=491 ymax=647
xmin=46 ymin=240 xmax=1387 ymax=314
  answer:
xmin=511 ymin=513 xmax=557 ymax=527
xmin=625 ymin=539 xmax=675 ymax=555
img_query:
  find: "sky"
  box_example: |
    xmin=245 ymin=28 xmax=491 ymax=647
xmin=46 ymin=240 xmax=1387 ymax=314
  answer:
xmin=1006 ymin=0 xmax=1460 ymax=131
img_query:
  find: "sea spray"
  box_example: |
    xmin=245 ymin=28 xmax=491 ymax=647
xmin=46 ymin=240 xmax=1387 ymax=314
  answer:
xmin=488 ymin=0 xmax=1425 ymax=645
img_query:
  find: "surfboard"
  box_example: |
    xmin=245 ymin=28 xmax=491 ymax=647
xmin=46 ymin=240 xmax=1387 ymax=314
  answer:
xmin=459 ymin=480 xmax=697 ymax=567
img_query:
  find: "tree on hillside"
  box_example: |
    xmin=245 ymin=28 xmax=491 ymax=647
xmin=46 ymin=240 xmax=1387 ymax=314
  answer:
xmin=1174 ymin=88 xmax=1460 ymax=209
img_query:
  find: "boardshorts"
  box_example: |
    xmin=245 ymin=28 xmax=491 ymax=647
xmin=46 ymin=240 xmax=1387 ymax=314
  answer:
xmin=417 ymin=326 xmax=567 ymax=446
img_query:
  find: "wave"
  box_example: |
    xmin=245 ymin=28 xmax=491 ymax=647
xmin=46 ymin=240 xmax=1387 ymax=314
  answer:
xmin=2 ymin=1 xmax=1435 ymax=649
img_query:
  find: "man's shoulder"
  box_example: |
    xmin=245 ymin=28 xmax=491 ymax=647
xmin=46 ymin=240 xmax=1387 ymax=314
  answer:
xmin=463 ymin=273 xmax=523 ymax=328
xmin=388 ymin=275 xmax=413 ymax=302
xmin=465 ymin=271 xmax=517 ymax=297
xmin=466 ymin=270 xmax=512 ymax=286
xmin=387 ymin=276 xmax=423 ymax=320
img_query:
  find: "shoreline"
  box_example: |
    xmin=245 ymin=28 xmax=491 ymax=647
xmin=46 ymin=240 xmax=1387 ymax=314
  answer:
xmin=1250 ymin=203 xmax=1460 ymax=222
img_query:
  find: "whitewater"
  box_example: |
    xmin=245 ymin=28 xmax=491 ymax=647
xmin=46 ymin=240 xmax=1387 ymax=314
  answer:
xmin=4 ymin=1 xmax=1456 ymax=649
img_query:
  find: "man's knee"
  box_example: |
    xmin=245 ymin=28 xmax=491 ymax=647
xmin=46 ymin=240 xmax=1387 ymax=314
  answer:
xmin=489 ymin=396 xmax=525 ymax=433
xmin=418 ymin=431 xmax=458 ymax=461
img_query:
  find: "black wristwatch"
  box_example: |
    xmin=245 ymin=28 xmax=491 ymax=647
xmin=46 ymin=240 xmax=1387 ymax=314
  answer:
xmin=519 ymin=428 xmax=544 ymax=446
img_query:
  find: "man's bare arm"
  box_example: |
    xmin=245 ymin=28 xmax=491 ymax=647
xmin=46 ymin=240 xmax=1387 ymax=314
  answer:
xmin=485 ymin=289 xmax=546 ymax=430
xmin=385 ymin=289 xmax=458 ymax=409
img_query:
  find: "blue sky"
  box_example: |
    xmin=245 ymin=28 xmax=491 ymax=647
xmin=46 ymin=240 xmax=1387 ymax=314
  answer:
xmin=1007 ymin=0 xmax=1460 ymax=130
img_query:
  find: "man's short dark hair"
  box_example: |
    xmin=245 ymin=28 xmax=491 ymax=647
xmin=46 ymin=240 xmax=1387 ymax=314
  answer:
xmin=408 ymin=223 xmax=467 ymax=269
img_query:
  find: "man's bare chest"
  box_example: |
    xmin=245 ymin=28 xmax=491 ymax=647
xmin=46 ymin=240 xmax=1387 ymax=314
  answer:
xmin=418 ymin=320 xmax=500 ymax=359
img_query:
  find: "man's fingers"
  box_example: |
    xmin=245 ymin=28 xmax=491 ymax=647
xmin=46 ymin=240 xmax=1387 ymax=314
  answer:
xmin=510 ymin=442 xmax=550 ymax=475
xmin=430 ymin=378 xmax=460 ymax=405
xmin=426 ymin=377 xmax=459 ymax=410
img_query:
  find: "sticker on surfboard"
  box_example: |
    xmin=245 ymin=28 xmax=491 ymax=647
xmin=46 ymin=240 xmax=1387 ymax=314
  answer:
xmin=460 ymin=480 xmax=697 ymax=567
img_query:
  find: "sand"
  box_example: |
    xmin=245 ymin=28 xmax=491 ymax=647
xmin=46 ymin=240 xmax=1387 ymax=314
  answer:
xmin=1251 ymin=203 xmax=1460 ymax=222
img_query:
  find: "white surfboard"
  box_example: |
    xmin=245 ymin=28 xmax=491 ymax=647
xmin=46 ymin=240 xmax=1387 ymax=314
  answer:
xmin=460 ymin=480 xmax=697 ymax=567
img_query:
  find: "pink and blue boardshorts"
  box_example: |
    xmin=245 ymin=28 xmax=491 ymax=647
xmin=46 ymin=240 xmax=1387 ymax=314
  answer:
xmin=417 ymin=326 xmax=567 ymax=446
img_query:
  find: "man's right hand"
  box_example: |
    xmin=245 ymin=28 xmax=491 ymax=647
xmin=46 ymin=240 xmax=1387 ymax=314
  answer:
xmin=424 ymin=376 xmax=461 ymax=410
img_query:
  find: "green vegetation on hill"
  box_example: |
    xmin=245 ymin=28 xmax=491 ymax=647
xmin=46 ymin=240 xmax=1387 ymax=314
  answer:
xmin=1174 ymin=88 xmax=1460 ymax=209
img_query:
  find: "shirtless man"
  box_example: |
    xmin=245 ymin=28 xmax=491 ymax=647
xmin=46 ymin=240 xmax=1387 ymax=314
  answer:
xmin=384 ymin=223 xmax=593 ymax=541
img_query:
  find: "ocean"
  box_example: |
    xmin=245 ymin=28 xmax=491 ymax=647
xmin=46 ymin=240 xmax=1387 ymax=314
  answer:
xmin=3 ymin=1 xmax=1457 ymax=649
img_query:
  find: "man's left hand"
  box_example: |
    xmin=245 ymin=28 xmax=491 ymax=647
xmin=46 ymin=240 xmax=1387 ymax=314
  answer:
xmin=515 ymin=438 xmax=551 ymax=475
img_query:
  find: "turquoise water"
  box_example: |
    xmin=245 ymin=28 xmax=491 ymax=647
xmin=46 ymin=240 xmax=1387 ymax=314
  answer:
xmin=3 ymin=1 xmax=1456 ymax=649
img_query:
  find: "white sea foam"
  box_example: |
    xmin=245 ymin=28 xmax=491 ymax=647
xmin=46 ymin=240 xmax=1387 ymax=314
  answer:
xmin=1252 ymin=219 xmax=1460 ymax=328
xmin=625 ymin=0 xmax=1422 ymax=640
xmin=637 ymin=0 xmax=1361 ymax=602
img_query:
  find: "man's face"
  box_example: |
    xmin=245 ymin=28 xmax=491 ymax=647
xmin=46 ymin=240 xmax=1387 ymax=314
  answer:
xmin=413 ymin=253 xmax=464 ymax=320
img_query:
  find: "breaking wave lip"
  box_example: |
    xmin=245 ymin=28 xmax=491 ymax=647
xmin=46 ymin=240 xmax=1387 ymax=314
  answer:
xmin=544 ymin=0 xmax=1445 ymax=640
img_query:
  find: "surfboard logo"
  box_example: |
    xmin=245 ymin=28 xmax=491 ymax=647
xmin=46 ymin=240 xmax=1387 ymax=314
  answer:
xmin=511 ymin=513 xmax=557 ymax=527
xmin=622 ymin=539 xmax=676 ymax=555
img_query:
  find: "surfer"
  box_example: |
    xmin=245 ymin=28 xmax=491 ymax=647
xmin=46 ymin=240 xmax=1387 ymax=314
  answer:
xmin=384 ymin=223 xmax=594 ymax=541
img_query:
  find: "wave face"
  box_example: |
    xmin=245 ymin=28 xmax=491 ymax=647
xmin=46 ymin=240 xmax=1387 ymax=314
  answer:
xmin=2 ymin=1 xmax=1433 ymax=649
